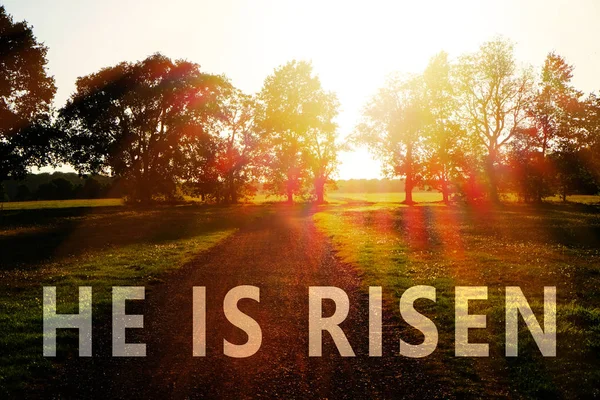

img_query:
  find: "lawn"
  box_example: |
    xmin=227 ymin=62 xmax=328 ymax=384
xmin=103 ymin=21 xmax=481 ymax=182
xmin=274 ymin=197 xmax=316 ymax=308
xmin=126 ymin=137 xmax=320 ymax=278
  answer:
xmin=0 ymin=203 xmax=266 ymax=396
xmin=314 ymin=201 xmax=600 ymax=398
xmin=1 ymin=198 xmax=124 ymax=210
xmin=3 ymin=192 xmax=595 ymax=210
xmin=1 ymin=194 xmax=600 ymax=397
xmin=326 ymin=191 xmax=444 ymax=204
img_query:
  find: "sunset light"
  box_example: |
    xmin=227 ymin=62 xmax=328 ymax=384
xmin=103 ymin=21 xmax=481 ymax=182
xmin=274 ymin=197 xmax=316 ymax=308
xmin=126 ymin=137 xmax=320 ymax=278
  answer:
xmin=5 ymin=0 xmax=600 ymax=180
xmin=2 ymin=1 xmax=600 ymax=398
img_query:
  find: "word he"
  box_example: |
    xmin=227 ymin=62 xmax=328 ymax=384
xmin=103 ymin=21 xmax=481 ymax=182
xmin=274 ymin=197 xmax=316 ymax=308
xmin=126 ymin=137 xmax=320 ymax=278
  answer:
xmin=43 ymin=285 xmax=556 ymax=358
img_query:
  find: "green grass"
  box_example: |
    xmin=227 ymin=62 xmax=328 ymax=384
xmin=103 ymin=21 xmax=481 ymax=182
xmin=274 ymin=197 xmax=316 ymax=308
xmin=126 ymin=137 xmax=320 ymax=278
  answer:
xmin=1 ymin=198 xmax=124 ymax=210
xmin=326 ymin=191 xmax=444 ymax=204
xmin=545 ymin=194 xmax=600 ymax=204
xmin=0 ymin=204 xmax=265 ymax=396
xmin=3 ymin=193 xmax=598 ymax=210
xmin=314 ymin=201 xmax=600 ymax=398
xmin=247 ymin=191 xmax=444 ymax=205
xmin=2 ymin=194 xmax=600 ymax=397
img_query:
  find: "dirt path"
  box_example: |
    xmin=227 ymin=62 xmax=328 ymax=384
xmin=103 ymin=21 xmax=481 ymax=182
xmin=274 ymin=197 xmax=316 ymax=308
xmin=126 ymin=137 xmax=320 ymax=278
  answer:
xmin=51 ymin=207 xmax=449 ymax=399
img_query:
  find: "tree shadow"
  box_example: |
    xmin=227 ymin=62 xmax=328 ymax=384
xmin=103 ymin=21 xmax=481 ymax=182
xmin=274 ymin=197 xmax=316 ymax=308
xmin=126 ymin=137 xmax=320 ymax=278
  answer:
xmin=0 ymin=204 xmax=263 ymax=271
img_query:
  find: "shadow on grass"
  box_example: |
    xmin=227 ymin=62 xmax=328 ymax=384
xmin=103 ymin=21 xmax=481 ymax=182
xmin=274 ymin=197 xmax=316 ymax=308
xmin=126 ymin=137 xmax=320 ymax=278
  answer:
xmin=0 ymin=204 xmax=267 ymax=271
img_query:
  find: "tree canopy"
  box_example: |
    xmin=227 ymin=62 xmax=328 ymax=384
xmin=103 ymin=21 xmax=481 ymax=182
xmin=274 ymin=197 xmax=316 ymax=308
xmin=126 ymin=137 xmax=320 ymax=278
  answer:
xmin=354 ymin=37 xmax=599 ymax=203
xmin=1 ymin=3 xmax=599 ymax=205
xmin=258 ymin=60 xmax=339 ymax=203
xmin=59 ymin=54 xmax=230 ymax=202
xmin=0 ymin=5 xmax=57 ymax=181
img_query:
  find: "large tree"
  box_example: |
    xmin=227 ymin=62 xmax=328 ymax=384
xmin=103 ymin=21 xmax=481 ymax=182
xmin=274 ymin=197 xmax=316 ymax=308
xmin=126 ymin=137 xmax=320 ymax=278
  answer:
xmin=354 ymin=73 xmax=430 ymax=204
xmin=213 ymin=89 xmax=263 ymax=203
xmin=583 ymin=94 xmax=600 ymax=185
xmin=0 ymin=6 xmax=57 ymax=182
xmin=421 ymin=52 xmax=465 ymax=203
xmin=183 ymin=88 xmax=262 ymax=204
xmin=60 ymin=53 xmax=229 ymax=202
xmin=454 ymin=37 xmax=533 ymax=202
xmin=258 ymin=60 xmax=339 ymax=203
xmin=512 ymin=53 xmax=585 ymax=201
xmin=529 ymin=53 xmax=583 ymax=156
xmin=304 ymin=90 xmax=339 ymax=203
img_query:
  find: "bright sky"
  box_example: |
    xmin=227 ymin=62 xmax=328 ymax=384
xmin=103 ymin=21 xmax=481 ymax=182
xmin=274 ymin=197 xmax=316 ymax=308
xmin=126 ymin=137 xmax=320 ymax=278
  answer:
xmin=4 ymin=0 xmax=600 ymax=179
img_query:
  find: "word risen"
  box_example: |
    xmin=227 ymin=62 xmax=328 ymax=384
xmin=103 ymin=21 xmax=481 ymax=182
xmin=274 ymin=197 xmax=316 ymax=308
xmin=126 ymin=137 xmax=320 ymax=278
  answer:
xmin=42 ymin=285 xmax=556 ymax=358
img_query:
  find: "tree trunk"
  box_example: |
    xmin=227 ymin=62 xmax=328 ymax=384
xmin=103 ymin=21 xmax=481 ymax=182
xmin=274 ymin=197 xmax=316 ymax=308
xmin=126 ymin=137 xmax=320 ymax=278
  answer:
xmin=405 ymin=176 xmax=414 ymax=204
xmin=139 ymin=149 xmax=151 ymax=204
xmin=315 ymin=177 xmax=325 ymax=204
xmin=441 ymin=180 xmax=449 ymax=204
xmin=229 ymin=174 xmax=237 ymax=204
xmin=286 ymin=183 xmax=293 ymax=204
xmin=138 ymin=173 xmax=151 ymax=204
xmin=286 ymin=169 xmax=295 ymax=204
xmin=404 ymin=143 xmax=414 ymax=204
xmin=486 ymin=148 xmax=500 ymax=203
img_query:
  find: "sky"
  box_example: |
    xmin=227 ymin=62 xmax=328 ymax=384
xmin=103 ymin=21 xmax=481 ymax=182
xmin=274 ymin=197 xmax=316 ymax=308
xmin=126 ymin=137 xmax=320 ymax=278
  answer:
xmin=4 ymin=0 xmax=600 ymax=179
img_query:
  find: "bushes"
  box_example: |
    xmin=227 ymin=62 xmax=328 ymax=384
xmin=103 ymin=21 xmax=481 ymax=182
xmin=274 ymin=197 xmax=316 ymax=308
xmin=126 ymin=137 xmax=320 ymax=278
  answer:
xmin=1 ymin=173 xmax=118 ymax=201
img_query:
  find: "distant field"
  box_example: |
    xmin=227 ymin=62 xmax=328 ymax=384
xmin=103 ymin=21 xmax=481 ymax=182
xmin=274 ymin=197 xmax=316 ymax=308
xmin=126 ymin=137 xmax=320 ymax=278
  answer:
xmin=545 ymin=194 xmax=600 ymax=204
xmin=2 ymin=193 xmax=599 ymax=210
xmin=1 ymin=198 xmax=123 ymax=210
xmin=326 ymin=192 xmax=600 ymax=205
xmin=327 ymin=191 xmax=443 ymax=204
xmin=249 ymin=192 xmax=443 ymax=204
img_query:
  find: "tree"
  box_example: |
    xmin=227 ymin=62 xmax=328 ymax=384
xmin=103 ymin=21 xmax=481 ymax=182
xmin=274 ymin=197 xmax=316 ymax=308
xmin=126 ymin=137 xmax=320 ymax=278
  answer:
xmin=549 ymin=143 xmax=598 ymax=201
xmin=304 ymin=89 xmax=340 ymax=203
xmin=35 ymin=178 xmax=74 ymax=200
xmin=421 ymin=52 xmax=465 ymax=203
xmin=79 ymin=177 xmax=103 ymax=199
xmin=583 ymin=94 xmax=600 ymax=185
xmin=60 ymin=53 xmax=229 ymax=202
xmin=213 ymin=89 xmax=262 ymax=203
xmin=15 ymin=184 xmax=31 ymax=201
xmin=454 ymin=37 xmax=533 ymax=202
xmin=510 ymin=53 xmax=584 ymax=201
xmin=258 ymin=60 xmax=339 ymax=203
xmin=354 ymin=73 xmax=430 ymax=204
xmin=530 ymin=53 xmax=583 ymax=156
xmin=547 ymin=92 xmax=600 ymax=201
xmin=0 ymin=6 xmax=57 ymax=182
xmin=507 ymin=126 xmax=553 ymax=202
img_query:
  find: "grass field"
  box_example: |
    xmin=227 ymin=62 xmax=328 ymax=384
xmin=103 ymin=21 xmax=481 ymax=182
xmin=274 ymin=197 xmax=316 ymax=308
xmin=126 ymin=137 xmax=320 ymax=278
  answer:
xmin=1 ymin=194 xmax=600 ymax=397
xmin=0 ymin=203 xmax=266 ymax=395
xmin=1 ymin=198 xmax=124 ymax=210
xmin=2 ymin=192 xmax=598 ymax=210
xmin=326 ymin=191 xmax=444 ymax=204
xmin=314 ymin=201 xmax=600 ymax=398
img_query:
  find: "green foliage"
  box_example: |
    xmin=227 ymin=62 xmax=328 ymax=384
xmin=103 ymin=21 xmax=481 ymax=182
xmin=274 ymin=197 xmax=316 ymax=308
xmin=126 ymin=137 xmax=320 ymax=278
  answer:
xmin=0 ymin=6 xmax=57 ymax=181
xmin=453 ymin=37 xmax=534 ymax=201
xmin=353 ymin=72 xmax=431 ymax=203
xmin=258 ymin=60 xmax=339 ymax=203
xmin=194 ymin=88 xmax=263 ymax=204
xmin=59 ymin=54 xmax=231 ymax=203
xmin=421 ymin=52 xmax=467 ymax=202
xmin=2 ymin=172 xmax=118 ymax=201
xmin=353 ymin=39 xmax=600 ymax=204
